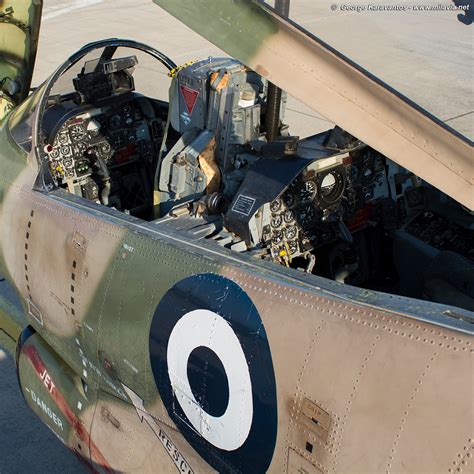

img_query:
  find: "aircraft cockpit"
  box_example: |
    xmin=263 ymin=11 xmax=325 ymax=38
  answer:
xmin=37 ymin=42 xmax=177 ymax=220
xmin=9 ymin=38 xmax=474 ymax=313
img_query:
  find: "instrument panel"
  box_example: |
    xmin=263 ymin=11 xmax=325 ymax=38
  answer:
xmin=262 ymin=150 xmax=386 ymax=262
xmin=405 ymin=211 xmax=474 ymax=261
xmin=45 ymin=95 xmax=165 ymax=217
xmin=265 ymin=168 xmax=345 ymax=259
xmin=47 ymin=98 xmax=161 ymax=184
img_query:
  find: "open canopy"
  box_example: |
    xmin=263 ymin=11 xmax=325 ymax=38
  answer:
xmin=153 ymin=0 xmax=473 ymax=210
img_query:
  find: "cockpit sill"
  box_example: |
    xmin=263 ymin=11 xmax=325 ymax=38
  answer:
xmin=46 ymin=187 xmax=474 ymax=335
xmin=4 ymin=39 xmax=473 ymax=335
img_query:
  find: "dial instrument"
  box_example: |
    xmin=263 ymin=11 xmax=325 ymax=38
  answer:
xmin=271 ymin=215 xmax=283 ymax=229
xmin=283 ymin=210 xmax=294 ymax=224
xmin=282 ymin=191 xmax=296 ymax=209
xmin=60 ymin=145 xmax=71 ymax=156
xmin=298 ymin=205 xmax=316 ymax=227
xmin=287 ymin=240 xmax=298 ymax=255
xmin=320 ymin=173 xmax=336 ymax=196
xmin=272 ymin=230 xmax=283 ymax=245
xmin=63 ymin=157 xmax=73 ymax=167
xmin=58 ymin=133 xmax=69 ymax=145
xmin=69 ymin=124 xmax=86 ymax=141
xmin=76 ymin=141 xmax=87 ymax=153
xmin=87 ymin=119 xmax=102 ymax=137
xmin=100 ymin=141 xmax=112 ymax=155
xmin=270 ymin=199 xmax=282 ymax=213
xmin=284 ymin=225 xmax=297 ymax=240
xmin=318 ymin=168 xmax=345 ymax=207
xmin=299 ymin=180 xmax=316 ymax=204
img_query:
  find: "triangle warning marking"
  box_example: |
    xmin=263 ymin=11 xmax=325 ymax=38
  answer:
xmin=180 ymin=85 xmax=199 ymax=115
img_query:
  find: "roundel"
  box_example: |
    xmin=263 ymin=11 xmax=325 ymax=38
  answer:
xmin=149 ymin=273 xmax=277 ymax=473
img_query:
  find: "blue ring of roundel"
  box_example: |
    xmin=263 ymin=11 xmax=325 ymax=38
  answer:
xmin=149 ymin=273 xmax=278 ymax=473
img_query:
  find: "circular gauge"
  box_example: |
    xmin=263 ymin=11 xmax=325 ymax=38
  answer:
xmin=76 ymin=142 xmax=87 ymax=154
xmin=69 ymin=124 xmax=86 ymax=141
xmin=60 ymin=145 xmax=71 ymax=156
xmin=272 ymin=230 xmax=283 ymax=245
xmin=50 ymin=148 xmax=59 ymax=159
xmin=67 ymin=169 xmax=75 ymax=177
xmin=298 ymin=205 xmax=316 ymax=228
xmin=321 ymin=173 xmax=336 ymax=195
xmin=109 ymin=115 xmax=122 ymax=131
xmin=283 ymin=210 xmax=294 ymax=224
xmin=100 ymin=141 xmax=112 ymax=155
xmin=287 ymin=240 xmax=298 ymax=255
xmin=63 ymin=157 xmax=73 ymax=167
xmin=87 ymin=120 xmax=101 ymax=138
xmin=58 ymin=133 xmax=69 ymax=145
xmin=271 ymin=215 xmax=283 ymax=229
xmin=270 ymin=199 xmax=281 ymax=213
xmin=284 ymin=225 xmax=297 ymax=240
xmin=318 ymin=168 xmax=346 ymax=207
xmin=299 ymin=180 xmax=317 ymax=204
xmin=282 ymin=191 xmax=296 ymax=209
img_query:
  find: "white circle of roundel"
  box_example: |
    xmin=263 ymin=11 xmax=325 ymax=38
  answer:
xmin=167 ymin=309 xmax=253 ymax=451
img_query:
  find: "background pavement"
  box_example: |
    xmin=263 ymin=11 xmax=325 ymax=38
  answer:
xmin=31 ymin=0 xmax=473 ymax=139
xmin=0 ymin=0 xmax=472 ymax=472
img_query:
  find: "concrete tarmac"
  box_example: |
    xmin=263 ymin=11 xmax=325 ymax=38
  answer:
xmin=31 ymin=0 xmax=472 ymax=139
xmin=0 ymin=0 xmax=472 ymax=472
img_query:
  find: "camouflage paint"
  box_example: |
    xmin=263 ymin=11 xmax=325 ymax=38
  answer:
xmin=153 ymin=0 xmax=277 ymax=67
xmin=0 ymin=1 xmax=471 ymax=472
xmin=1 ymin=164 xmax=472 ymax=472
xmin=0 ymin=80 xmax=48 ymax=280
xmin=0 ymin=116 xmax=471 ymax=470
xmin=0 ymin=0 xmax=42 ymax=111
xmin=0 ymin=273 xmax=24 ymax=354
xmin=0 ymin=112 xmax=31 ymax=281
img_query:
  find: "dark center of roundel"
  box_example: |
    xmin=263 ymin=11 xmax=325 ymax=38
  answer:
xmin=187 ymin=346 xmax=229 ymax=418
xmin=149 ymin=273 xmax=278 ymax=473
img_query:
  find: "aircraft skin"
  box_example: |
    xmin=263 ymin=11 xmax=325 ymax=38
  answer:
xmin=0 ymin=0 xmax=42 ymax=117
xmin=0 ymin=1 xmax=473 ymax=473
